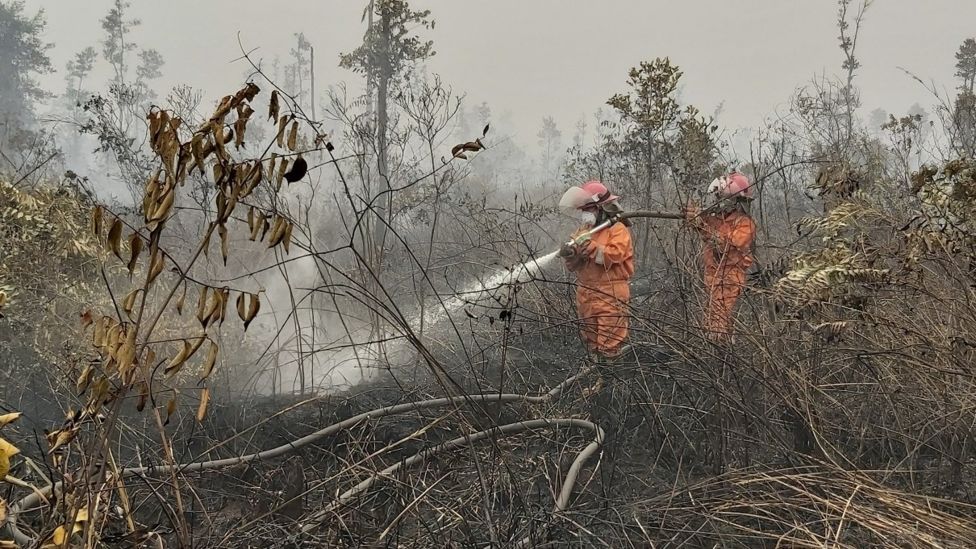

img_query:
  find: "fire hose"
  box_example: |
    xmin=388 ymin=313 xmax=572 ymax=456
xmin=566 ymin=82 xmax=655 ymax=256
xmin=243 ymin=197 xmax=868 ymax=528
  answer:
xmin=559 ymin=210 xmax=684 ymax=255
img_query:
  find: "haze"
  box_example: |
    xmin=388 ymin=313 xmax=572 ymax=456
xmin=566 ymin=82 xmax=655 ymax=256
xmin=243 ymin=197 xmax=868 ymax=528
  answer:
xmin=23 ymin=0 xmax=976 ymax=147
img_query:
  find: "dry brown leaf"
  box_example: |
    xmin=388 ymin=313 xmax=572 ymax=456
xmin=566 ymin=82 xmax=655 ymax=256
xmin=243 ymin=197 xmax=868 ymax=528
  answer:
xmin=218 ymin=287 xmax=230 ymax=325
xmin=269 ymin=90 xmax=280 ymax=123
xmin=117 ymin=330 xmax=137 ymax=376
xmin=201 ymin=342 xmax=218 ymax=380
xmin=46 ymin=429 xmax=75 ymax=453
xmin=92 ymin=316 xmax=107 ymax=347
xmin=175 ymin=282 xmax=187 ymax=315
xmin=243 ymin=162 xmax=263 ymax=196
xmin=164 ymin=395 xmax=177 ymax=426
xmin=268 ymin=153 xmax=278 ymax=184
xmin=121 ymin=289 xmax=140 ymax=316
xmin=244 ymin=293 xmax=260 ymax=331
xmin=91 ymin=205 xmax=103 ymax=237
xmin=234 ymin=110 xmax=249 ymax=149
xmin=108 ymin=218 xmax=123 ymax=261
xmin=276 ymin=115 xmax=288 ymax=148
xmin=196 ymin=387 xmax=210 ymax=422
xmin=287 ymin=120 xmax=299 ymax=151
xmin=127 ymin=232 xmax=143 ymax=276
xmin=249 ymin=210 xmax=264 ymax=241
xmin=165 ymin=340 xmax=193 ymax=376
xmin=191 ymin=134 xmax=206 ymax=174
xmin=196 ymin=286 xmax=209 ymax=323
xmin=236 ymin=292 xmax=246 ymax=321
xmin=147 ymin=251 xmax=165 ymax=284
xmin=176 ymin=142 xmax=192 ymax=183
xmin=152 ymin=186 xmax=175 ymax=222
xmin=136 ymin=380 xmax=149 ymax=412
xmin=76 ymin=364 xmax=94 ymax=395
xmin=276 ymin=158 xmax=288 ymax=190
xmin=218 ymin=223 xmax=229 ymax=266
xmin=267 ymin=216 xmax=286 ymax=248
xmin=283 ymin=221 xmax=294 ymax=254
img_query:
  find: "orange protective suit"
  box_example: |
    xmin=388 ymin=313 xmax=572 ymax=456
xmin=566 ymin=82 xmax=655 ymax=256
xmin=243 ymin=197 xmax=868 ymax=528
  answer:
xmin=565 ymin=222 xmax=635 ymax=356
xmin=695 ymin=209 xmax=756 ymax=341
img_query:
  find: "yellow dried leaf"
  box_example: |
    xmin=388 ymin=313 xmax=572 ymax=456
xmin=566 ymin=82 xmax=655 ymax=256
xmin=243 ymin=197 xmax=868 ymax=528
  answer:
xmin=45 ymin=523 xmax=82 ymax=547
xmin=0 ymin=413 xmax=21 ymax=429
xmin=196 ymin=387 xmax=210 ymax=422
xmin=0 ymin=437 xmax=19 ymax=478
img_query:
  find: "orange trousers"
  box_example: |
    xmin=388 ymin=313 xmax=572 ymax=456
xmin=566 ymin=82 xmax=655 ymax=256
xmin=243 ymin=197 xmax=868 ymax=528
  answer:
xmin=576 ymin=279 xmax=630 ymax=356
xmin=704 ymin=265 xmax=746 ymax=341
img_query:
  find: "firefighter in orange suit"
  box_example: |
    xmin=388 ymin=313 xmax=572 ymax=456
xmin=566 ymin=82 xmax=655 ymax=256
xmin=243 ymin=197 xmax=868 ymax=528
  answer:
xmin=558 ymin=181 xmax=635 ymax=371
xmin=684 ymin=172 xmax=756 ymax=343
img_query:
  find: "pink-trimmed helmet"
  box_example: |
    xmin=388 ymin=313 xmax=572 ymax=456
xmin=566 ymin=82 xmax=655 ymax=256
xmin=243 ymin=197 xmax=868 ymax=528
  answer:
xmin=558 ymin=180 xmax=620 ymax=213
xmin=579 ymin=180 xmax=619 ymax=206
xmin=707 ymin=172 xmax=753 ymax=199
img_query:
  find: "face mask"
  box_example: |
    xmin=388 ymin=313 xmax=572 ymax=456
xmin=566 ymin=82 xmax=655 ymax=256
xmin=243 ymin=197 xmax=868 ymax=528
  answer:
xmin=580 ymin=210 xmax=597 ymax=226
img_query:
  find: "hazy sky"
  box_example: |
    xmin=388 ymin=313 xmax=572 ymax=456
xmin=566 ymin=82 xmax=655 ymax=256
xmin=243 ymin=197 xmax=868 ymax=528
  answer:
xmin=22 ymin=0 xmax=976 ymax=150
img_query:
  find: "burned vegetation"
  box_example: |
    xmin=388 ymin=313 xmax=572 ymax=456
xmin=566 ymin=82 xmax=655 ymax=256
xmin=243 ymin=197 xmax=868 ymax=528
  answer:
xmin=4 ymin=0 xmax=976 ymax=547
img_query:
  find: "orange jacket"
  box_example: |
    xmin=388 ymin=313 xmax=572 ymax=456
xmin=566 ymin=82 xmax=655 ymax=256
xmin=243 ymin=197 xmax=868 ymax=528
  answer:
xmin=567 ymin=222 xmax=635 ymax=284
xmin=699 ymin=210 xmax=755 ymax=272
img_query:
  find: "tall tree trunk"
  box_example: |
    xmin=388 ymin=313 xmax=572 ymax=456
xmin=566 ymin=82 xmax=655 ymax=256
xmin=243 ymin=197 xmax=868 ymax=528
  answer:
xmin=369 ymin=6 xmax=393 ymax=342
xmin=309 ymin=46 xmax=315 ymax=119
